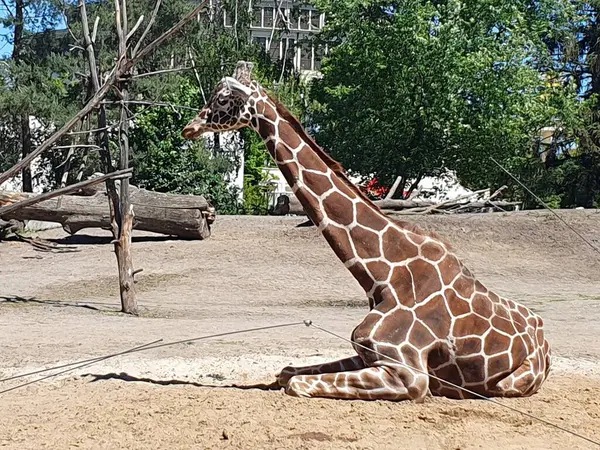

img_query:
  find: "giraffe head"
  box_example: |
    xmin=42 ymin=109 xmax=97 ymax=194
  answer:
xmin=182 ymin=61 xmax=257 ymax=139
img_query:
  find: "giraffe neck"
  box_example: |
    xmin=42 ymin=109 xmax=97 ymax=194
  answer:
xmin=248 ymin=87 xmax=426 ymax=303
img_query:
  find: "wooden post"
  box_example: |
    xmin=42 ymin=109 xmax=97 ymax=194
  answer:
xmin=114 ymin=0 xmax=138 ymax=315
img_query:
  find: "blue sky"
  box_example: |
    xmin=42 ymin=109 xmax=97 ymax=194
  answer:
xmin=0 ymin=6 xmax=66 ymax=59
xmin=0 ymin=22 xmax=14 ymax=58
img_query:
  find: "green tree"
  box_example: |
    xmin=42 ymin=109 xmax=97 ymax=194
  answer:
xmin=309 ymin=0 xmax=580 ymax=203
xmin=130 ymin=79 xmax=241 ymax=213
xmin=0 ymin=0 xmax=76 ymax=189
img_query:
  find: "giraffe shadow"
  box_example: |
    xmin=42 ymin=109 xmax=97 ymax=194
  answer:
xmin=81 ymin=372 xmax=282 ymax=391
xmin=0 ymin=295 xmax=108 ymax=312
xmin=48 ymin=234 xmax=180 ymax=246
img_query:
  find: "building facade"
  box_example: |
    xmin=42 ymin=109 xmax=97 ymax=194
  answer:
xmin=223 ymin=0 xmax=327 ymax=76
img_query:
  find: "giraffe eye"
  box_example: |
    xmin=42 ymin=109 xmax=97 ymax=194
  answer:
xmin=217 ymin=96 xmax=227 ymax=105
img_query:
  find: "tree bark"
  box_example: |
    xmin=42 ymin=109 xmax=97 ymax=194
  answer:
xmin=113 ymin=0 xmax=137 ymax=314
xmin=12 ymin=0 xmax=33 ymax=193
xmin=270 ymin=193 xmax=520 ymax=217
xmin=20 ymin=112 xmax=33 ymax=192
xmin=0 ymin=185 xmax=215 ymax=239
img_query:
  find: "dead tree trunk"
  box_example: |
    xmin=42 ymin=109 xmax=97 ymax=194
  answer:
xmin=112 ymin=0 xmax=138 ymax=314
xmin=0 ymin=184 xmax=215 ymax=239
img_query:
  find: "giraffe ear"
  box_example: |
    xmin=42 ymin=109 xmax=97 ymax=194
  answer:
xmin=233 ymin=60 xmax=254 ymax=86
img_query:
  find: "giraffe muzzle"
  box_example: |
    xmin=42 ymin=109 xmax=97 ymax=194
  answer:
xmin=182 ymin=120 xmax=206 ymax=139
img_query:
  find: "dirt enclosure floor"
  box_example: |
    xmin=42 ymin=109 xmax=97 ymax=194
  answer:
xmin=1 ymin=211 xmax=600 ymax=449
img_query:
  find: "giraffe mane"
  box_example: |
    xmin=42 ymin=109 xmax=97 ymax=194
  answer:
xmin=265 ymin=91 xmax=451 ymax=249
xmin=266 ymin=92 xmax=381 ymax=209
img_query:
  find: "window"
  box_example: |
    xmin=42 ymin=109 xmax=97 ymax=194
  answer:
xmin=252 ymin=7 xmax=262 ymax=27
xmin=310 ymin=11 xmax=320 ymax=30
xmin=269 ymin=39 xmax=280 ymax=59
xmin=253 ymin=36 xmax=267 ymax=51
xmin=282 ymin=38 xmax=296 ymax=61
xmin=224 ymin=11 xmax=232 ymax=27
xmin=314 ymin=44 xmax=325 ymax=70
xmin=300 ymin=42 xmax=312 ymax=70
xmin=299 ymin=9 xmax=310 ymax=30
xmin=263 ymin=7 xmax=274 ymax=28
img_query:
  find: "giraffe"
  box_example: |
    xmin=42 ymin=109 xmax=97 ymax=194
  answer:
xmin=182 ymin=61 xmax=552 ymax=402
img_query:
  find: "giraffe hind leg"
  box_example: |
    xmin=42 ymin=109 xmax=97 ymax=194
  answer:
xmin=276 ymin=355 xmax=365 ymax=387
xmin=493 ymin=345 xmax=550 ymax=398
xmin=285 ymin=364 xmax=430 ymax=402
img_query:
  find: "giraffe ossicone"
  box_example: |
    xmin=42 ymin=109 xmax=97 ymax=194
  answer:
xmin=182 ymin=61 xmax=551 ymax=402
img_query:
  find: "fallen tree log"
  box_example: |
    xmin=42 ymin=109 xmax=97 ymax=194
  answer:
xmin=270 ymin=194 xmax=435 ymax=216
xmin=270 ymin=193 xmax=520 ymax=218
xmin=0 ymin=184 xmax=216 ymax=240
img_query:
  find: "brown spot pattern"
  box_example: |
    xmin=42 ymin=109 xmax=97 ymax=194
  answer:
xmin=437 ymin=255 xmax=462 ymax=285
xmin=472 ymin=294 xmax=493 ymax=318
xmin=347 ymin=262 xmax=375 ymax=292
xmin=366 ymin=261 xmax=391 ymax=281
xmin=322 ymin=226 xmax=353 ymax=262
xmin=487 ymin=353 xmax=511 ymax=376
xmin=428 ymin=346 xmax=451 ymax=369
xmin=278 ymin=121 xmax=302 ymax=148
xmin=431 ymin=363 xmax=462 ymax=386
xmin=350 ymin=226 xmax=381 ymax=259
xmin=408 ymin=321 xmax=437 ymax=347
xmin=382 ymin=228 xmax=418 ymax=262
xmin=389 ymin=266 xmax=416 ymax=306
xmin=331 ymin=175 xmax=357 ymax=199
xmin=454 ymin=314 xmax=490 ymax=337
xmin=456 ymin=355 xmax=486 ymax=383
xmin=510 ymin=337 xmax=528 ymax=363
xmin=274 ymin=145 xmax=294 ymax=162
xmin=302 ymin=171 xmax=333 ymax=196
xmin=455 ymin=337 xmax=482 ymax=355
xmin=484 ymin=329 xmax=511 ymax=355
xmin=322 ymin=192 xmax=354 ymax=226
xmin=408 ymin=260 xmax=442 ymax=300
xmin=421 ymin=241 xmax=445 ymax=262
xmin=452 ymin=276 xmax=475 ymax=299
xmin=372 ymin=309 xmax=413 ymax=344
xmin=414 ymin=295 xmax=451 ymax=338
xmin=445 ymin=289 xmax=471 ymax=316
xmin=357 ymin=203 xmax=388 ymax=231
xmin=257 ymin=118 xmax=275 ymax=138
xmin=297 ymin=147 xmax=328 ymax=173
xmin=491 ymin=315 xmax=516 ymax=335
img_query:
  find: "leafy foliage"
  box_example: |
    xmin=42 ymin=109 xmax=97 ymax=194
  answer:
xmin=131 ymin=79 xmax=241 ymax=214
xmin=309 ymin=0 xmax=584 ymax=205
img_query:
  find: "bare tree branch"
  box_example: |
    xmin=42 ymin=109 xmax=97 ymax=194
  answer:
xmin=127 ymin=0 xmax=208 ymax=70
xmin=0 ymin=168 xmax=133 ymax=217
xmin=128 ymin=66 xmax=193 ymax=79
xmin=385 ymin=176 xmax=403 ymax=200
xmin=187 ymin=47 xmax=207 ymax=103
xmin=91 ymin=16 xmax=100 ymax=42
xmin=0 ymin=0 xmax=209 ymax=187
xmin=132 ymin=0 xmax=162 ymax=58
xmin=126 ymin=14 xmax=145 ymax=43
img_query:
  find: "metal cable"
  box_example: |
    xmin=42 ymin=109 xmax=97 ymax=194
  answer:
xmin=490 ymin=156 xmax=600 ymax=257
xmin=0 ymin=339 xmax=162 ymax=395
xmin=305 ymin=320 xmax=600 ymax=448
xmin=2 ymin=319 xmax=597 ymax=447
xmin=0 ymin=322 xmax=305 ymax=386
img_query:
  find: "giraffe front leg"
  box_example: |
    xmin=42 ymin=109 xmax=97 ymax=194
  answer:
xmin=276 ymin=356 xmax=365 ymax=387
xmin=285 ymin=365 xmax=429 ymax=402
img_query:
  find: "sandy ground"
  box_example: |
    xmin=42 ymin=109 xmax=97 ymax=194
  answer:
xmin=1 ymin=211 xmax=600 ymax=449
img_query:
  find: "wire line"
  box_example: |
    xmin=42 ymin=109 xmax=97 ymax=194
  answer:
xmin=306 ymin=320 xmax=600 ymax=448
